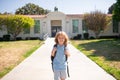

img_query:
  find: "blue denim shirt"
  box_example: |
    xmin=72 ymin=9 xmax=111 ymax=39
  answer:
xmin=53 ymin=44 xmax=68 ymax=70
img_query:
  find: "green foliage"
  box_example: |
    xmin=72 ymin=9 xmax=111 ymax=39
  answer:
xmin=84 ymin=10 xmax=111 ymax=38
xmin=15 ymin=3 xmax=50 ymax=15
xmin=0 ymin=15 xmax=34 ymax=40
xmin=108 ymin=3 xmax=116 ymax=14
xmin=0 ymin=15 xmax=7 ymax=29
xmin=113 ymin=0 xmax=120 ymax=21
xmin=7 ymin=15 xmax=34 ymax=40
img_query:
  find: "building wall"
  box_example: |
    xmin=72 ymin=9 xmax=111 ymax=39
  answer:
xmin=0 ymin=11 xmax=119 ymax=39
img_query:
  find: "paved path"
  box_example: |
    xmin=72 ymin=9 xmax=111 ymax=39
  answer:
xmin=1 ymin=38 xmax=116 ymax=80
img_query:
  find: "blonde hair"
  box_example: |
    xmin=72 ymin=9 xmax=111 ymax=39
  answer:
xmin=55 ymin=31 xmax=69 ymax=46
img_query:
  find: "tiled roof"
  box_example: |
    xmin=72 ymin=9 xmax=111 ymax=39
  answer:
xmin=25 ymin=14 xmax=84 ymax=18
xmin=66 ymin=14 xmax=83 ymax=18
xmin=25 ymin=15 xmax=46 ymax=18
xmin=106 ymin=14 xmax=112 ymax=17
xmin=25 ymin=14 xmax=112 ymax=18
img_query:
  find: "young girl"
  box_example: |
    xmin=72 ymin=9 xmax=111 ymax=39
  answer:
xmin=51 ymin=31 xmax=70 ymax=80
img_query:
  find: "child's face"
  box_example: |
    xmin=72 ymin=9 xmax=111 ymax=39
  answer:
xmin=57 ymin=35 xmax=65 ymax=45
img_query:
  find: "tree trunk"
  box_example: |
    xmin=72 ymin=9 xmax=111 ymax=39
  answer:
xmin=13 ymin=34 xmax=17 ymax=41
xmin=95 ymin=31 xmax=100 ymax=39
xmin=13 ymin=36 xmax=16 ymax=41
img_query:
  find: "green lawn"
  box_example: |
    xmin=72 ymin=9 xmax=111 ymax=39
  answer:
xmin=0 ymin=40 xmax=43 ymax=78
xmin=71 ymin=39 xmax=120 ymax=80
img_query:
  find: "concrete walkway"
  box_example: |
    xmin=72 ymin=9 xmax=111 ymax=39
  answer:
xmin=1 ymin=38 xmax=116 ymax=80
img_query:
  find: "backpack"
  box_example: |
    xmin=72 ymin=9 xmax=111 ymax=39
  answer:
xmin=51 ymin=44 xmax=70 ymax=77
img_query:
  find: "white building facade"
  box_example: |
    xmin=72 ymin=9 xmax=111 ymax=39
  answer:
xmin=0 ymin=11 xmax=120 ymax=40
xmin=20 ymin=11 xmax=84 ymax=39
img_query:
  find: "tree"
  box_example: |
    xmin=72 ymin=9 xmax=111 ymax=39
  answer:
xmin=3 ymin=12 xmax=12 ymax=15
xmin=0 ymin=15 xmax=6 ymax=30
xmin=84 ymin=10 xmax=111 ymax=38
xmin=108 ymin=3 xmax=116 ymax=14
xmin=0 ymin=15 xmax=34 ymax=40
xmin=0 ymin=12 xmax=12 ymax=15
xmin=15 ymin=3 xmax=50 ymax=15
xmin=113 ymin=0 xmax=120 ymax=21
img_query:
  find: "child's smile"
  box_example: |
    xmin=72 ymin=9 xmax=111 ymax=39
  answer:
xmin=58 ymin=35 xmax=65 ymax=45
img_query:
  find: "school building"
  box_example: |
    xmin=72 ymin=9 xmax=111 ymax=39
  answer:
xmin=0 ymin=10 xmax=120 ymax=40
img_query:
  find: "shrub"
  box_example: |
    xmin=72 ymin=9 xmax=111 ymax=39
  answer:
xmin=0 ymin=37 xmax=3 ymax=41
xmin=89 ymin=36 xmax=95 ymax=39
xmin=73 ymin=34 xmax=81 ymax=40
xmin=77 ymin=34 xmax=81 ymax=39
xmin=83 ymin=33 xmax=89 ymax=39
xmin=16 ymin=37 xmax=22 ymax=40
xmin=29 ymin=37 xmax=39 ymax=40
xmin=3 ymin=34 xmax=10 ymax=41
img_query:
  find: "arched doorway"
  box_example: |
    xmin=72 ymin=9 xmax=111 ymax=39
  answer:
xmin=51 ymin=20 xmax=62 ymax=37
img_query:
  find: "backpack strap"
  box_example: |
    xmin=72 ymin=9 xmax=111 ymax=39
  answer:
xmin=53 ymin=44 xmax=57 ymax=59
xmin=51 ymin=44 xmax=57 ymax=62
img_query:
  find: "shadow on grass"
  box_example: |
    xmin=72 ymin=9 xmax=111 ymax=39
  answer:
xmin=78 ymin=39 xmax=120 ymax=61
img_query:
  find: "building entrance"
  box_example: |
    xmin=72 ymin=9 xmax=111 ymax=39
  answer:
xmin=51 ymin=20 xmax=62 ymax=37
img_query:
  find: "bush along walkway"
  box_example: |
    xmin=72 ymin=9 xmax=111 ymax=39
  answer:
xmin=1 ymin=38 xmax=116 ymax=80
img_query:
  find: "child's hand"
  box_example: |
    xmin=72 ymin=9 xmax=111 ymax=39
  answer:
xmin=65 ymin=50 xmax=70 ymax=57
xmin=51 ymin=47 xmax=57 ymax=56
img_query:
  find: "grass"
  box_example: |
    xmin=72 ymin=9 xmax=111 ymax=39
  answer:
xmin=0 ymin=40 xmax=43 ymax=78
xmin=71 ymin=39 xmax=120 ymax=80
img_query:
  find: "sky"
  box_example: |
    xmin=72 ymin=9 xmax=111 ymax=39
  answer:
xmin=0 ymin=0 xmax=116 ymax=14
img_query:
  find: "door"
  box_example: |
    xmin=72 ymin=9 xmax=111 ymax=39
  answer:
xmin=51 ymin=26 xmax=62 ymax=37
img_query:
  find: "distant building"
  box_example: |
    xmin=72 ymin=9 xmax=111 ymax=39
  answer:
xmin=0 ymin=11 xmax=120 ymax=40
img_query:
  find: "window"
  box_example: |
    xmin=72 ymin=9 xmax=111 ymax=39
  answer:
xmin=82 ymin=20 xmax=88 ymax=33
xmin=24 ymin=27 xmax=30 ymax=34
xmin=72 ymin=19 xmax=79 ymax=33
xmin=34 ymin=20 xmax=40 ymax=33
xmin=113 ymin=20 xmax=119 ymax=33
